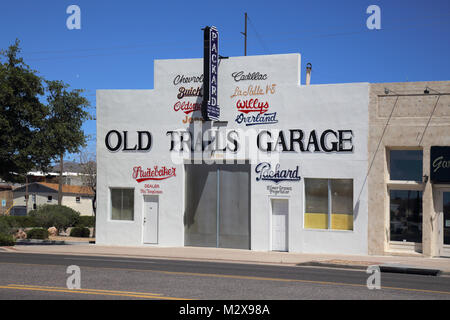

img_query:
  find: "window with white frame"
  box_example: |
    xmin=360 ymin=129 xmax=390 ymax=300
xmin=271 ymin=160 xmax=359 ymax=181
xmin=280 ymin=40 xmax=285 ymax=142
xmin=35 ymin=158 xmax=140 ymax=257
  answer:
xmin=110 ymin=188 xmax=134 ymax=221
xmin=388 ymin=149 xmax=423 ymax=243
xmin=304 ymin=178 xmax=354 ymax=231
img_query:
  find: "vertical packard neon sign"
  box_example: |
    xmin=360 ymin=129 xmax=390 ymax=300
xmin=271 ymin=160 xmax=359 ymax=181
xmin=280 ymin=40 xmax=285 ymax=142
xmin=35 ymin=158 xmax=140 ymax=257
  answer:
xmin=202 ymin=26 xmax=220 ymax=121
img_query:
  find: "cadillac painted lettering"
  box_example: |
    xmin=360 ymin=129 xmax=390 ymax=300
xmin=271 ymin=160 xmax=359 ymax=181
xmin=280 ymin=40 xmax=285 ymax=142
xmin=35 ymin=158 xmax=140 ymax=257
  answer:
xmin=255 ymin=162 xmax=301 ymax=184
xmin=235 ymin=112 xmax=278 ymax=126
xmin=232 ymin=71 xmax=268 ymax=82
xmin=132 ymin=166 xmax=176 ymax=183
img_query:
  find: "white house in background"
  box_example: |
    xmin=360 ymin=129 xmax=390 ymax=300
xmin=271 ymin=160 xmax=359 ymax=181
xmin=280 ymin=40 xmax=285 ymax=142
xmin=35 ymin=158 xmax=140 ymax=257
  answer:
xmin=12 ymin=182 xmax=94 ymax=216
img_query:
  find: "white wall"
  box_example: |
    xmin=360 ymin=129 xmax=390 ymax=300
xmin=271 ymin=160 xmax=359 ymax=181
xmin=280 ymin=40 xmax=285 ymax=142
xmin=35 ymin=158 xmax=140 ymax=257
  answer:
xmin=62 ymin=195 xmax=94 ymax=216
xmin=96 ymin=53 xmax=369 ymax=254
xmin=14 ymin=193 xmax=93 ymax=216
xmin=13 ymin=193 xmax=57 ymax=211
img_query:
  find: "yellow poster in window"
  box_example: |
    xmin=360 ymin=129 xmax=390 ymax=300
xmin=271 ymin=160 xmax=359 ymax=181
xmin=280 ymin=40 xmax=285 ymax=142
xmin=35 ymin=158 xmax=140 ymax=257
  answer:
xmin=304 ymin=213 xmax=328 ymax=229
xmin=331 ymin=213 xmax=353 ymax=230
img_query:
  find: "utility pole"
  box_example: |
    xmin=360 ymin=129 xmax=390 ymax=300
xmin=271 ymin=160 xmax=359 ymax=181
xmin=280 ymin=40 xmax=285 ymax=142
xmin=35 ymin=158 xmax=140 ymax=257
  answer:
xmin=240 ymin=12 xmax=247 ymax=56
xmin=58 ymin=153 xmax=63 ymax=205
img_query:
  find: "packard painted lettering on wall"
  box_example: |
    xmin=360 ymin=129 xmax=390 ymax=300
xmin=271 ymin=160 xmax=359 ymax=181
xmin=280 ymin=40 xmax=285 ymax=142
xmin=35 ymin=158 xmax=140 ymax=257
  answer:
xmin=255 ymin=162 xmax=301 ymax=184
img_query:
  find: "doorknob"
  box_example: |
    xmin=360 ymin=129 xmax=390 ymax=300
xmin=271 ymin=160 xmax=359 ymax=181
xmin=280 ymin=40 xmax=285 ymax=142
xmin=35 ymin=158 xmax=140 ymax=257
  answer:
xmin=144 ymin=218 xmax=146 ymax=224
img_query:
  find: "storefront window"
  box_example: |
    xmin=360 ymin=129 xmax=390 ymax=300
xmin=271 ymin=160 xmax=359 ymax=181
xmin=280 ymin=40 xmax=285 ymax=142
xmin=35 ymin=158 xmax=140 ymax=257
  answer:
xmin=444 ymin=192 xmax=450 ymax=246
xmin=331 ymin=179 xmax=354 ymax=230
xmin=389 ymin=150 xmax=423 ymax=181
xmin=305 ymin=179 xmax=353 ymax=230
xmin=111 ymin=188 xmax=134 ymax=221
xmin=305 ymin=179 xmax=328 ymax=229
xmin=390 ymin=190 xmax=422 ymax=243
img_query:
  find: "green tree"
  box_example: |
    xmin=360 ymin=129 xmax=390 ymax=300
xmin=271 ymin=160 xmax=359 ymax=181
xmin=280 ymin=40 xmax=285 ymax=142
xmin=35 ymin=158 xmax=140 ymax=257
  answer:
xmin=29 ymin=204 xmax=80 ymax=233
xmin=0 ymin=40 xmax=91 ymax=194
xmin=0 ymin=40 xmax=51 ymax=182
xmin=44 ymin=80 xmax=90 ymax=205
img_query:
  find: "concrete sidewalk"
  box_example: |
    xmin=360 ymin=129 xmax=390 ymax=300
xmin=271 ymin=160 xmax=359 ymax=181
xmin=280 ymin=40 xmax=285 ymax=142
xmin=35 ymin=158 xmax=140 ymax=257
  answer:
xmin=3 ymin=244 xmax=450 ymax=274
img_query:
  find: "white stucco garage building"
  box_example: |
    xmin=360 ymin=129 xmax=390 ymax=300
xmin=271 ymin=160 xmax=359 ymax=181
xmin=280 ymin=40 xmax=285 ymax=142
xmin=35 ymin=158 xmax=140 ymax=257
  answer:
xmin=96 ymin=53 xmax=369 ymax=254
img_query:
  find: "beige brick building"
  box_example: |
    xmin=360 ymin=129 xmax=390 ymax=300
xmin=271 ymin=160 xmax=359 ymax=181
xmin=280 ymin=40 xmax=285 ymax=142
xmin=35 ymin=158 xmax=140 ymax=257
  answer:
xmin=368 ymin=81 xmax=450 ymax=257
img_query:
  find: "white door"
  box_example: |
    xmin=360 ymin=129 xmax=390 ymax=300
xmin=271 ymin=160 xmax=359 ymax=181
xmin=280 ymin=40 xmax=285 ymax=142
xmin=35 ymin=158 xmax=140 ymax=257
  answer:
xmin=143 ymin=196 xmax=158 ymax=244
xmin=271 ymin=199 xmax=288 ymax=252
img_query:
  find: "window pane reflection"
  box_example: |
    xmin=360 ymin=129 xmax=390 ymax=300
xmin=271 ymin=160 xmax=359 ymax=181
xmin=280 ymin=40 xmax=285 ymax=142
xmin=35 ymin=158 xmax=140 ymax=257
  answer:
xmin=390 ymin=190 xmax=422 ymax=243
xmin=444 ymin=192 xmax=450 ymax=245
xmin=390 ymin=150 xmax=423 ymax=181
xmin=304 ymin=179 xmax=328 ymax=229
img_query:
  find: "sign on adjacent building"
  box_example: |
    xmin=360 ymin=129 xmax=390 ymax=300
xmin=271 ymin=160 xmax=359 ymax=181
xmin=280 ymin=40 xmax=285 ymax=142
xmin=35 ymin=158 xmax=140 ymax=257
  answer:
xmin=202 ymin=26 xmax=220 ymax=121
xmin=431 ymin=146 xmax=450 ymax=183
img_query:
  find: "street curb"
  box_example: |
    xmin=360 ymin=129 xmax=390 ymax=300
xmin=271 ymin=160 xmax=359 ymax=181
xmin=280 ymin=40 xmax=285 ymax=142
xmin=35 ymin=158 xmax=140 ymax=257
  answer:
xmin=2 ymin=248 xmax=448 ymax=275
xmin=379 ymin=264 xmax=442 ymax=276
xmin=297 ymin=262 xmax=445 ymax=276
xmin=296 ymin=262 xmax=368 ymax=270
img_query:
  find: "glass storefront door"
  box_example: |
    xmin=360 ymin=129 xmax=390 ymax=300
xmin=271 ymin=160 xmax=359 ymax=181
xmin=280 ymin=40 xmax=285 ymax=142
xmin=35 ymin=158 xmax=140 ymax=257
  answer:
xmin=443 ymin=192 xmax=450 ymax=249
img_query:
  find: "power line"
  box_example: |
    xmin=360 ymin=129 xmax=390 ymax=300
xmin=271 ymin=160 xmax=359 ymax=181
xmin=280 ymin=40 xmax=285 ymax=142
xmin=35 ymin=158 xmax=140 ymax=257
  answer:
xmin=247 ymin=15 xmax=270 ymax=54
xmin=19 ymin=16 xmax=450 ymax=61
xmin=15 ymin=19 xmax=450 ymax=63
xmin=418 ymin=92 xmax=442 ymax=146
xmin=356 ymin=93 xmax=400 ymax=203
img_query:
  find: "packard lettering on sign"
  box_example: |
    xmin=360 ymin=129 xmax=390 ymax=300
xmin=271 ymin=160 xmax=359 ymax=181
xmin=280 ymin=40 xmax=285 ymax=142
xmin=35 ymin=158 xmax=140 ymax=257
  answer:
xmin=202 ymin=26 xmax=220 ymax=121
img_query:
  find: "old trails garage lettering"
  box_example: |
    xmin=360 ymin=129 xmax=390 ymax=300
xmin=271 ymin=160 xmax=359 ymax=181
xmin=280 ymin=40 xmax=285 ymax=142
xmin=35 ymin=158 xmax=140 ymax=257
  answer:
xmin=132 ymin=166 xmax=176 ymax=183
xmin=255 ymin=162 xmax=301 ymax=184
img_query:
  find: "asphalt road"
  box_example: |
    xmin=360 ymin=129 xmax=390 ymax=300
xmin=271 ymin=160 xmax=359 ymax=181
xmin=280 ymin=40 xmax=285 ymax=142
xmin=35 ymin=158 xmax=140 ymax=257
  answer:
xmin=0 ymin=252 xmax=449 ymax=301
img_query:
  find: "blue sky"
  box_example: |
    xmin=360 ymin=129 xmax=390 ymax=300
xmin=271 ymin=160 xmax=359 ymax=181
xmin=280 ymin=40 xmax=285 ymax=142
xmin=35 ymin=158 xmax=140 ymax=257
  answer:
xmin=1 ymin=0 xmax=449 ymax=161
